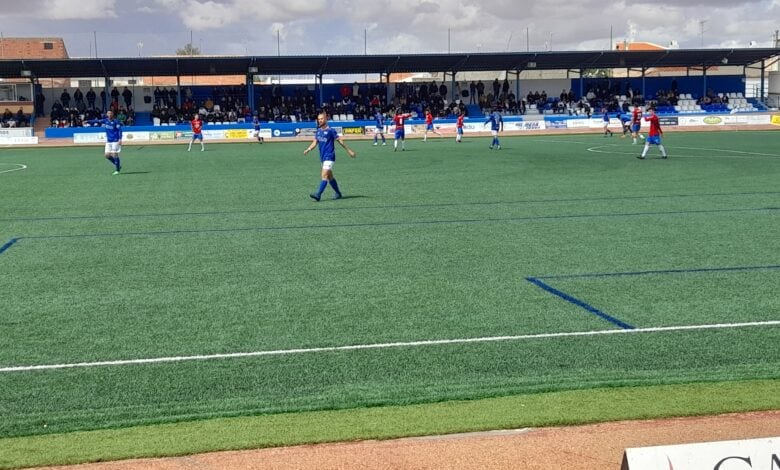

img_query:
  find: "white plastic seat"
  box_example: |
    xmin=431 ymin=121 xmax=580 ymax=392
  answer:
xmin=346 ymin=114 xmax=354 ymax=121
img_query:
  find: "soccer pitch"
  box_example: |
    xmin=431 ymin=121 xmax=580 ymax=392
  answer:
xmin=1 ymin=131 xmax=779 ymax=460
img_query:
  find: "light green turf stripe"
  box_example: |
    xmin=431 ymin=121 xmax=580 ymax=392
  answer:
xmin=1 ymin=380 xmax=778 ymax=469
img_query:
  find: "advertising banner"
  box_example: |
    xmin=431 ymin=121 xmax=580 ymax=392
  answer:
xmin=271 ymin=129 xmax=299 ymax=138
xmin=224 ymin=129 xmax=249 ymax=139
xmin=0 ymin=128 xmax=33 ymax=138
xmin=772 ymin=114 xmax=780 ymax=126
xmin=566 ymin=119 xmax=591 ymax=129
xmin=74 ymin=133 xmax=106 ymax=143
xmin=297 ymin=127 xmax=318 ymax=137
xmin=341 ymin=126 xmax=365 ymax=135
xmin=658 ymin=116 xmax=679 ymax=126
xmin=122 ymin=132 xmax=151 ymax=142
xmin=622 ymin=436 xmax=780 ymax=470
xmin=150 ymin=131 xmax=176 ymax=140
xmin=0 ymin=136 xmax=38 ymax=145
xmin=507 ymin=120 xmax=547 ymax=131
xmin=546 ymin=120 xmax=568 ymax=129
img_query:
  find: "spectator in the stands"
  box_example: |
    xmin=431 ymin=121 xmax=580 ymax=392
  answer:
xmin=110 ymin=87 xmax=120 ymax=104
xmin=122 ymin=87 xmax=133 ymax=109
xmin=60 ymin=89 xmax=71 ymax=108
xmin=35 ymin=90 xmax=46 ymax=117
xmin=100 ymin=89 xmax=107 ymax=111
xmin=86 ymin=88 xmax=96 ymax=109
xmin=73 ymin=88 xmax=84 ymax=107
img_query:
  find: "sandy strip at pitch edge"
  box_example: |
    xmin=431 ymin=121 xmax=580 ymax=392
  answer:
xmin=31 ymin=410 xmax=780 ymax=470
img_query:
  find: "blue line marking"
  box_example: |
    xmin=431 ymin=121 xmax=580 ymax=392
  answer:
xmin=538 ymin=264 xmax=780 ymax=280
xmin=0 ymin=238 xmax=19 ymax=255
xmin=17 ymin=206 xmax=778 ymax=241
xmin=2 ymin=190 xmax=778 ymax=222
xmin=526 ymin=277 xmax=635 ymax=330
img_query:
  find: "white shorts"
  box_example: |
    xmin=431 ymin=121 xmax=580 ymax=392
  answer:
xmin=105 ymin=142 xmax=121 ymax=154
xmin=322 ymin=160 xmax=334 ymax=170
xmin=491 ymin=130 xmax=499 ymax=137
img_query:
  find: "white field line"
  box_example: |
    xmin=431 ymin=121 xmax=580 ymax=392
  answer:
xmin=0 ymin=163 xmax=27 ymax=174
xmin=2 ymin=320 xmax=779 ymax=373
xmin=586 ymin=145 xmax=780 ymax=159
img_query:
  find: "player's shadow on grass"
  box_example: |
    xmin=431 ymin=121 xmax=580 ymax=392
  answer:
xmin=119 ymin=171 xmax=151 ymax=175
xmin=333 ymin=195 xmax=367 ymax=201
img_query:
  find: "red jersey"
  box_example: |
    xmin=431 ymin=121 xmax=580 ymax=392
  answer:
xmin=456 ymin=115 xmax=464 ymax=128
xmin=631 ymin=108 xmax=641 ymax=124
xmin=644 ymin=114 xmax=662 ymax=137
xmin=191 ymin=119 xmax=203 ymax=134
xmin=393 ymin=113 xmax=412 ymax=128
xmin=425 ymin=112 xmax=433 ymax=125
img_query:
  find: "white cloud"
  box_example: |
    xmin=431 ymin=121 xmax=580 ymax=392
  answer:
xmin=6 ymin=0 xmax=778 ymax=56
xmin=42 ymin=0 xmax=118 ymax=20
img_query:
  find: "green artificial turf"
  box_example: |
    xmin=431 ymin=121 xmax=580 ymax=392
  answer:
xmin=0 ymin=131 xmax=778 ymax=465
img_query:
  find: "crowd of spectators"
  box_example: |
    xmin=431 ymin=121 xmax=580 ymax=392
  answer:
xmin=48 ymin=86 xmax=137 ymax=128
xmin=1 ymin=107 xmax=31 ymax=128
xmin=39 ymin=78 xmax=744 ymax=129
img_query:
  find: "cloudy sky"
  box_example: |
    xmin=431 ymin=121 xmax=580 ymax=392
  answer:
xmin=2 ymin=0 xmax=779 ymax=58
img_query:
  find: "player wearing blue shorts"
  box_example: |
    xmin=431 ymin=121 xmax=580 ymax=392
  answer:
xmin=392 ymin=109 xmax=412 ymax=152
xmin=373 ymin=109 xmax=386 ymax=146
xmin=253 ymin=116 xmax=264 ymax=143
xmin=423 ymin=109 xmax=441 ymax=142
xmin=188 ymin=114 xmax=204 ymax=152
xmin=455 ymin=110 xmax=465 ymax=143
xmin=601 ymin=108 xmax=613 ymax=137
xmin=637 ymin=106 xmax=668 ymax=159
xmin=631 ymin=105 xmax=645 ymax=144
xmin=303 ymin=112 xmax=357 ymax=201
xmin=484 ymin=108 xmax=503 ymax=149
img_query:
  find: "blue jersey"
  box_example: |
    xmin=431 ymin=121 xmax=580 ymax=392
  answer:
xmin=484 ymin=111 xmax=503 ymax=131
xmin=618 ymin=113 xmax=631 ymax=124
xmin=603 ymin=111 xmax=610 ymax=122
xmin=375 ymin=112 xmax=385 ymax=129
xmin=88 ymin=118 xmax=122 ymax=143
xmin=253 ymin=118 xmax=260 ymax=131
xmin=315 ymin=127 xmax=339 ymax=162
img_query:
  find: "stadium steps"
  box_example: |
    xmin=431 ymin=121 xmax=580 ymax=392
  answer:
xmin=466 ymin=104 xmax=484 ymax=118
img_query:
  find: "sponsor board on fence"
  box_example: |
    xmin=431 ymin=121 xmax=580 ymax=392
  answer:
xmin=546 ymin=120 xmax=568 ymax=129
xmin=0 ymin=128 xmax=33 ymax=138
xmin=772 ymin=114 xmax=780 ymax=126
xmin=122 ymin=132 xmax=151 ymax=141
xmin=621 ymin=436 xmax=780 ymax=470
xmin=658 ymin=116 xmax=679 ymax=126
xmin=678 ymin=115 xmax=724 ymax=126
xmin=150 ymin=131 xmax=176 ymax=140
xmin=73 ymin=133 xmax=106 ymax=143
xmin=507 ymin=120 xmax=547 ymax=131
xmin=566 ymin=119 xmax=591 ymax=129
xmin=224 ymin=129 xmax=249 ymax=139
xmin=272 ymin=129 xmax=299 ymax=138
xmin=0 ymin=136 xmax=38 ymax=145
xmin=297 ymin=127 xmax=318 ymax=137
xmin=746 ymin=114 xmax=771 ymax=125
xmin=678 ymin=114 xmax=772 ymax=127
xmin=341 ymin=126 xmax=365 ymax=135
